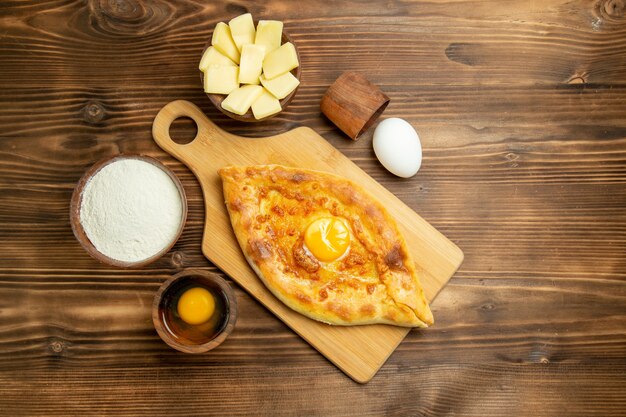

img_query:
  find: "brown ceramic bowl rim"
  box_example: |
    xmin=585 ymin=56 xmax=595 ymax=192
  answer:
xmin=69 ymin=154 xmax=188 ymax=269
xmin=200 ymin=22 xmax=301 ymax=122
xmin=152 ymin=269 xmax=238 ymax=353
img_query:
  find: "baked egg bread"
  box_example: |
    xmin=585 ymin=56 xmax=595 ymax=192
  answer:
xmin=219 ymin=165 xmax=433 ymax=327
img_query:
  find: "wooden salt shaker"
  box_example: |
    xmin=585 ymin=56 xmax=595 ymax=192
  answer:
xmin=320 ymin=71 xmax=390 ymax=140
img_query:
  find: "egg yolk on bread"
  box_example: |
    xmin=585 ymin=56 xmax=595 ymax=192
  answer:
xmin=304 ymin=217 xmax=350 ymax=262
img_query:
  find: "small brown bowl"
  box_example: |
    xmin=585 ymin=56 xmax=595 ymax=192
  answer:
xmin=200 ymin=24 xmax=301 ymax=122
xmin=152 ymin=270 xmax=238 ymax=353
xmin=70 ymin=154 xmax=187 ymax=269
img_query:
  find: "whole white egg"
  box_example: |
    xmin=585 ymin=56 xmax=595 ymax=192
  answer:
xmin=372 ymin=118 xmax=422 ymax=178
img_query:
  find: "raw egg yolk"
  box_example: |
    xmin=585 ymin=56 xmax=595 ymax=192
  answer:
xmin=177 ymin=287 xmax=215 ymax=325
xmin=304 ymin=217 xmax=350 ymax=262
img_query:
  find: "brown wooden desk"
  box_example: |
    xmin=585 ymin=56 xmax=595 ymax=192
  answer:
xmin=0 ymin=1 xmax=624 ymax=415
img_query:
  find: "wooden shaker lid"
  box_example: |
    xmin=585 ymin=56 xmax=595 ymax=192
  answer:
xmin=320 ymin=71 xmax=390 ymax=140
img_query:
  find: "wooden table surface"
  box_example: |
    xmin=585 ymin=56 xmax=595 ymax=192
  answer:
xmin=1 ymin=0 xmax=625 ymax=416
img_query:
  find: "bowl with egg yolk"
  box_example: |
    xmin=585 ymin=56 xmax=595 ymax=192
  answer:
xmin=152 ymin=269 xmax=238 ymax=353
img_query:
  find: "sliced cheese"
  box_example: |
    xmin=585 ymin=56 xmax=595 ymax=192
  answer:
xmin=239 ymin=44 xmax=265 ymax=85
xmin=262 ymin=42 xmax=299 ymax=80
xmin=259 ymin=71 xmax=299 ymax=99
xmin=255 ymin=20 xmax=283 ymax=56
xmin=199 ymin=46 xmax=236 ymax=71
xmin=221 ymin=85 xmax=263 ymax=115
xmin=252 ymin=89 xmax=282 ymax=119
xmin=204 ymin=65 xmax=239 ymax=95
xmin=212 ymin=22 xmax=240 ymax=64
xmin=229 ymin=13 xmax=255 ymax=52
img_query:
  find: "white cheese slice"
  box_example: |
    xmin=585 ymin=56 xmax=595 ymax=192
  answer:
xmin=204 ymin=65 xmax=239 ymax=95
xmin=252 ymin=89 xmax=282 ymax=119
xmin=229 ymin=13 xmax=255 ymax=52
xmin=262 ymin=42 xmax=299 ymax=80
xmin=221 ymin=85 xmax=264 ymax=115
xmin=259 ymin=71 xmax=300 ymax=99
xmin=212 ymin=22 xmax=240 ymax=64
xmin=199 ymin=46 xmax=236 ymax=71
xmin=255 ymin=20 xmax=283 ymax=56
xmin=239 ymin=44 xmax=265 ymax=85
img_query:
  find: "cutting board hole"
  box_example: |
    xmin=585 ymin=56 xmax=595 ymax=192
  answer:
xmin=169 ymin=117 xmax=198 ymax=144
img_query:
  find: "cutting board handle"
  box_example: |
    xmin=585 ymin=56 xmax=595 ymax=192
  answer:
xmin=152 ymin=100 xmax=230 ymax=160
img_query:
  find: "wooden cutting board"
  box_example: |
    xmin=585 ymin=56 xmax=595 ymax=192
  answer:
xmin=152 ymin=100 xmax=464 ymax=383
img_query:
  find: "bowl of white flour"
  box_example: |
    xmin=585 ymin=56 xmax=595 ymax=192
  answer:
xmin=70 ymin=155 xmax=187 ymax=268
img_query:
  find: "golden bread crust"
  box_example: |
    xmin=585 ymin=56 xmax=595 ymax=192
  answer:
xmin=219 ymin=164 xmax=433 ymax=327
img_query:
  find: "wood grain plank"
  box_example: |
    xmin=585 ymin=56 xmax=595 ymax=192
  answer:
xmin=1 ymin=86 xmax=626 ymax=146
xmin=0 ymin=363 xmax=624 ymax=416
xmin=0 ymin=278 xmax=623 ymax=361
xmin=1 ymin=0 xmax=625 ymax=86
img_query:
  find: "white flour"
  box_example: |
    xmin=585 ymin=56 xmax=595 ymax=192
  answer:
xmin=80 ymin=159 xmax=184 ymax=263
